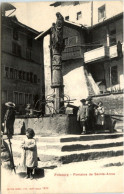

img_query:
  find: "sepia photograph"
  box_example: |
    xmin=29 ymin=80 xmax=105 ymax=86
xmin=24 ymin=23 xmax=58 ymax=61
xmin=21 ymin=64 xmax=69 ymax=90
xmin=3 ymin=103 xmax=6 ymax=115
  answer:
xmin=1 ymin=1 xmax=124 ymax=193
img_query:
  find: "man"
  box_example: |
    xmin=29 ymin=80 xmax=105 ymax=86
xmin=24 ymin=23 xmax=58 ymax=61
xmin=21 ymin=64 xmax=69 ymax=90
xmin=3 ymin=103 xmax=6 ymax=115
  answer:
xmin=4 ymin=102 xmax=16 ymax=136
xmin=77 ymin=99 xmax=88 ymax=134
xmin=86 ymin=97 xmax=97 ymax=134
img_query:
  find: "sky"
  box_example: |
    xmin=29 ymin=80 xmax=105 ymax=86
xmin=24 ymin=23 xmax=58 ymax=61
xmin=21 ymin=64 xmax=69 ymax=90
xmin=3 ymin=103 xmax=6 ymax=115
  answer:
xmin=9 ymin=2 xmax=57 ymax=32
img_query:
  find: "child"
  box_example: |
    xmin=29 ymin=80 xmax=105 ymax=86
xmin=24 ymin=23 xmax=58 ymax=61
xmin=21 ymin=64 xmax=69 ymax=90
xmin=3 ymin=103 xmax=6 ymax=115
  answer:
xmin=96 ymin=101 xmax=105 ymax=130
xmin=21 ymin=128 xmax=38 ymax=179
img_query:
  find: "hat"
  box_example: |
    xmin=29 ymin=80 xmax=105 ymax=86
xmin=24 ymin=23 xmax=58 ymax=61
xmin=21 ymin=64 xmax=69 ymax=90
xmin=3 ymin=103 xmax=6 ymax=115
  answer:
xmin=86 ymin=96 xmax=92 ymax=101
xmin=80 ymin=99 xmax=86 ymax=102
xmin=5 ymin=102 xmax=15 ymax=107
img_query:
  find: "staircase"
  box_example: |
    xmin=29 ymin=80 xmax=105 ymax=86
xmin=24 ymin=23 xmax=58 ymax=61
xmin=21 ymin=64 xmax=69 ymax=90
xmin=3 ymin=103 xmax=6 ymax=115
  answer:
xmin=9 ymin=132 xmax=124 ymax=169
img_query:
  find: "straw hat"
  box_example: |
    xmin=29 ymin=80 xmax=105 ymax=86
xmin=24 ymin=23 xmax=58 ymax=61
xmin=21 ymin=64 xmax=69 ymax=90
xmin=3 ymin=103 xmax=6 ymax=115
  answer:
xmin=5 ymin=102 xmax=15 ymax=107
xmin=80 ymin=99 xmax=86 ymax=102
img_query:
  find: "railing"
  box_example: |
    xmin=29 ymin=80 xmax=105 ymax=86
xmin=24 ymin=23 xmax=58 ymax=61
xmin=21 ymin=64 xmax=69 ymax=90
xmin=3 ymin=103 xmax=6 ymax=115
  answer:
xmin=84 ymin=46 xmax=109 ymax=63
xmin=62 ymin=45 xmax=84 ymax=61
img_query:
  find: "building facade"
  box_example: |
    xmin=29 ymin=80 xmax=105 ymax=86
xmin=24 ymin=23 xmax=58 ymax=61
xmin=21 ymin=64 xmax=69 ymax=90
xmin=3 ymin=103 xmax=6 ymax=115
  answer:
xmin=36 ymin=1 xmax=123 ymax=111
xmin=50 ymin=1 xmax=123 ymax=27
xmin=1 ymin=8 xmax=44 ymax=117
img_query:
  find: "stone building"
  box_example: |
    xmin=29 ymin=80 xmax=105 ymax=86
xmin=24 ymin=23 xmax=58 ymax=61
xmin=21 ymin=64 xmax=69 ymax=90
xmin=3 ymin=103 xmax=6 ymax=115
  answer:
xmin=1 ymin=3 xmax=44 ymax=117
xmin=36 ymin=1 xmax=123 ymax=116
xmin=50 ymin=1 xmax=123 ymax=27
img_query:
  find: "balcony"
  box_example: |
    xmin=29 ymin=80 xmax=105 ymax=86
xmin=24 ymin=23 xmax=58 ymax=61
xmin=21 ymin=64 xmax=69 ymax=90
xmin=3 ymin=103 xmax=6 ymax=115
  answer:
xmin=84 ymin=46 xmax=109 ymax=63
xmin=62 ymin=45 xmax=83 ymax=61
xmin=109 ymin=43 xmax=124 ymax=58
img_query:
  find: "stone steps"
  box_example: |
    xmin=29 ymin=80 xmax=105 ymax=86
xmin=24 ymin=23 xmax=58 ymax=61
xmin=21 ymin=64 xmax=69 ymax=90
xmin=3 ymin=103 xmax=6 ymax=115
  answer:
xmin=12 ymin=132 xmax=123 ymax=142
xmin=11 ymin=136 xmax=124 ymax=152
xmin=9 ymin=132 xmax=124 ymax=167
xmin=12 ymin=144 xmax=124 ymax=164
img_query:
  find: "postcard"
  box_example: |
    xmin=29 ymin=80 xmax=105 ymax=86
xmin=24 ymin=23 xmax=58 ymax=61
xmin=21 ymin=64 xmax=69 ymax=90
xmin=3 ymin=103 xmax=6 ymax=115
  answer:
xmin=1 ymin=1 xmax=124 ymax=193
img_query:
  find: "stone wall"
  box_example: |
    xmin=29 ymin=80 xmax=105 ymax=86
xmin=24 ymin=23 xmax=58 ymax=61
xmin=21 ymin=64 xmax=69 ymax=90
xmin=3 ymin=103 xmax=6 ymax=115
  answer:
xmin=14 ymin=115 xmax=81 ymax=136
xmin=92 ymin=92 xmax=123 ymax=115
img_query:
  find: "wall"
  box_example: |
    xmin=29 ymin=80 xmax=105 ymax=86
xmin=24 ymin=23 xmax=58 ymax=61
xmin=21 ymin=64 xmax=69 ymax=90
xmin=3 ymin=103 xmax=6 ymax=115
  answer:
xmin=50 ymin=1 xmax=123 ymax=27
xmin=62 ymin=59 xmax=89 ymax=106
xmin=1 ymin=18 xmax=44 ymax=114
xmin=51 ymin=1 xmax=91 ymax=27
xmin=115 ymin=18 xmax=123 ymax=43
xmin=14 ymin=115 xmax=81 ymax=135
xmin=92 ymin=93 xmax=123 ymax=115
xmin=1 ymin=24 xmax=43 ymax=64
xmin=93 ymin=1 xmax=123 ymax=25
xmin=43 ymin=35 xmax=54 ymax=114
xmin=104 ymin=58 xmax=123 ymax=91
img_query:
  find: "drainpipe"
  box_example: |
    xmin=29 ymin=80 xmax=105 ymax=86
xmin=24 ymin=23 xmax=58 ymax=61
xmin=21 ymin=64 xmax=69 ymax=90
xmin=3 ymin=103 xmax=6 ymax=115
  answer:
xmin=106 ymin=25 xmax=110 ymax=47
xmin=91 ymin=1 xmax=93 ymax=26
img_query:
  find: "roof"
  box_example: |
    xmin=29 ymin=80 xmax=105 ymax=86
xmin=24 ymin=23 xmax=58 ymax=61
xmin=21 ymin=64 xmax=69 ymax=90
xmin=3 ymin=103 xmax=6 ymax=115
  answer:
xmin=2 ymin=16 xmax=41 ymax=35
xmin=50 ymin=1 xmax=80 ymax=7
xmin=1 ymin=2 xmax=16 ymax=11
xmin=35 ymin=11 xmax=123 ymax=40
xmin=50 ymin=2 xmax=62 ymax=7
xmin=35 ymin=20 xmax=87 ymax=40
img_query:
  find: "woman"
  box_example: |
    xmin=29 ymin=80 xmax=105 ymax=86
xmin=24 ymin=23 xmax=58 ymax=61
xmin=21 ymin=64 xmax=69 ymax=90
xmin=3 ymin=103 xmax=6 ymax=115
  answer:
xmin=4 ymin=102 xmax=16 ymax=136
xmin=96 ymin=101 xmax=105 ymax=130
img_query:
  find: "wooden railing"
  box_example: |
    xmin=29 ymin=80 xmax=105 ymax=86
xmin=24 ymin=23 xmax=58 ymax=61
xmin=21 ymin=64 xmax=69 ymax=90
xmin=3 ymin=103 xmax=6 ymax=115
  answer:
xmin=84 ymin=46 xmax=109 ymax=63
xmin=62 ymin=45 xmax=84 ymax=61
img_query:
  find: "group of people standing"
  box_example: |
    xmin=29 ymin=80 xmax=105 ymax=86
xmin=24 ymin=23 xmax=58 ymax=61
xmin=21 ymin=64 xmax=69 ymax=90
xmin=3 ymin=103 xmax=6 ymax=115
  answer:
xmin=77 ymin=97 xmax=105 ymax=134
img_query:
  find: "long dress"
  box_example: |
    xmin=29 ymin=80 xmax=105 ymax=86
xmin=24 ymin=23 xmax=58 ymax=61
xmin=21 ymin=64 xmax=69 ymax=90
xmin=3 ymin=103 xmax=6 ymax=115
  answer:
xmin=4 ymin=108 xmax=15 ymax=135
xmin=96 ymin=106 xmax=105 ymax=126
xmin=21 ymin=138 xmax=38 ymax=168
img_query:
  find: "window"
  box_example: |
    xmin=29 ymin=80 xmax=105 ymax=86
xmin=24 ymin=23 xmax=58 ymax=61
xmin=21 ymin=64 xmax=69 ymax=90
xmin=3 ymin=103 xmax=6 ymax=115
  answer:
xmin=77 ymin=11 xmax=82 ymax=20
xmin=19 ymin=71 xmax=23 ymax=80
xmin=25 ymin=94 xmax=29 ymax=104
xmin=68 ymin=36 xmax=78 ymax=45
xmin=13 ymin=29 xmax=18 ymax=40
xmin=26 ymin=48 xmax=31 ymax=60
xmin=98 ymin=5 xmax=106 ymax=22
xmin=34 ymin=75 xmax=37 ymax=83
xmin=13 ymin=92 xmax=18 ymax=104
xmin=2 ymin=90 xmax=8 ymax=103
xmin=110 ymin=66 xmax=118 ymax=85
xmin=22 ymin=71 xmax=26 ymax=80
xmin=19 ymin=93 xmax=23 ymax=105
xmin=10 ymin=68 xmax=14 ymax=79
xmin=30 ymin=72 xmax=33 ymax=83
xmin=29 ymin=94 xmax=32 ymax=104
xmin=65 ymin=16 xmax=69 ymax=21
xmin=5 ymin=67 xmax=9 ymax=78
xmin=64 ymin=36 xmax=78 ymax=47
xmin=27 ymin=37 xmax=33 ymax=48
xmin=27 ymin=72 xmax=30 ymax=81
xmin=12 ymin=42 xmax=21 ymax=56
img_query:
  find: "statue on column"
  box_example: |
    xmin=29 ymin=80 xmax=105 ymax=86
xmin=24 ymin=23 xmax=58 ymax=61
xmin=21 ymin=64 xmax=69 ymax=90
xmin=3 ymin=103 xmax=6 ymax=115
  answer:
xmin=51 ymin=12 xmax=65 ymax=54
xmin=50 ymin=12 xmax=65 ymax=113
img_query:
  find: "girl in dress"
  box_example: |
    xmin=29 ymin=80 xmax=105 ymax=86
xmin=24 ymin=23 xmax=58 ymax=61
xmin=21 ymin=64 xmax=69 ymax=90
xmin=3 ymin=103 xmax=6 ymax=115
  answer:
xmin=96 ymin=101 xmax=105 ymax=130
xmin=21 ymin=128 xmax=38 ymax=179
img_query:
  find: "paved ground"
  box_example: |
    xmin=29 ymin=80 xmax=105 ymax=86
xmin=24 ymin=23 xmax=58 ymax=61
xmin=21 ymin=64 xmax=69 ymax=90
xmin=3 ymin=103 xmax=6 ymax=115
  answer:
xmin=1 ymin=157 xmax=124 ymax=194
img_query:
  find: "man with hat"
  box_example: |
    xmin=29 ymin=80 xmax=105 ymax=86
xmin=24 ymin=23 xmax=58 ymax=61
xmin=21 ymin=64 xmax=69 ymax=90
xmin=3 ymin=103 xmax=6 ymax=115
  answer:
xmin=77 ymin=99 xmax=88 ymax=134
xmin=86 ymin=96 xmax=97 ymax=133
xmin=4 ymin=102 xmax=16 ymax=136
